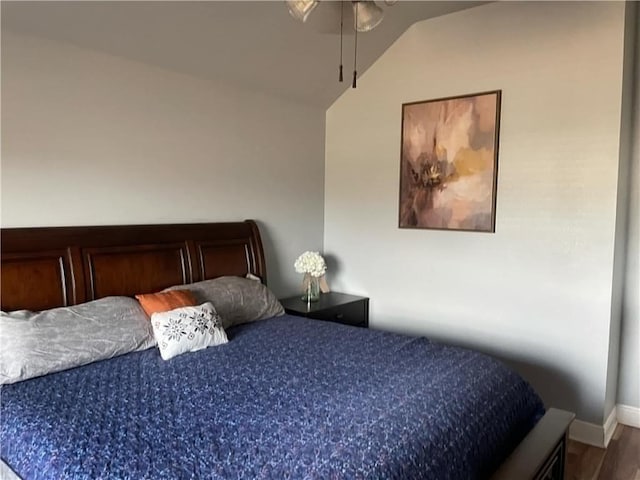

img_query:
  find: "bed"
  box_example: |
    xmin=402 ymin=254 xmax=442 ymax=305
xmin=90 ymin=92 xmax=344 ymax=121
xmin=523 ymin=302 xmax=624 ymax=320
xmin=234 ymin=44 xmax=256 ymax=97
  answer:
xmin=0 ymin=220 xmax=573 ymax=479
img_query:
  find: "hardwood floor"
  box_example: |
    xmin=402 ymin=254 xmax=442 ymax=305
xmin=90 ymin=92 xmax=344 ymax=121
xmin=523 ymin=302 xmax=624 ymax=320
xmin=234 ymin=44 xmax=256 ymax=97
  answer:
xmin=566 ymin=425 xmax=640 ymax=479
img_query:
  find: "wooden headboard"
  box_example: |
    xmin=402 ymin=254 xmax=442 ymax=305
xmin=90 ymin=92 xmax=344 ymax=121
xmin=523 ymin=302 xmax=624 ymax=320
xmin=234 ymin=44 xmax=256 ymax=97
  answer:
xmin=0 ymin=220 xmax=266 ymax=312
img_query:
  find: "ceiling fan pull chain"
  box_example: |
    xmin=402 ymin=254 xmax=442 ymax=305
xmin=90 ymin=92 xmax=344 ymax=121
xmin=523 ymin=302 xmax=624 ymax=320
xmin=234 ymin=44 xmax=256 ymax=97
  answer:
xmin=339 ymin=1 xmax=344 ymax=82
xmin=352 ymin=2 xmax=358 ymax=88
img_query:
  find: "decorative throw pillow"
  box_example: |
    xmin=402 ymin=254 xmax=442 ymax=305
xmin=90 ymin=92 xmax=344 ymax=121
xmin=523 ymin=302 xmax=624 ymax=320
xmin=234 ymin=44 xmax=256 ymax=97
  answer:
xmin=164 ymin=276 xmax=284 ymax=329
xmin=150 ymin=302 xmax=228 ymax=360
xmin=135 ymin=290 xmax=197 ymax=318
xmin=0 ymin=297 xmax=156 ymax=384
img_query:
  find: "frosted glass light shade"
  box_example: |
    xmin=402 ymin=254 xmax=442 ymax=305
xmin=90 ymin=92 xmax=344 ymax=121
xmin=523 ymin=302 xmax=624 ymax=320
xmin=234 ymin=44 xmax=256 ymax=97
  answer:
xmin=286 ymin=0 xmax=319 ymax=23
xmin=352 ymin=1 xmax=384 ymax=32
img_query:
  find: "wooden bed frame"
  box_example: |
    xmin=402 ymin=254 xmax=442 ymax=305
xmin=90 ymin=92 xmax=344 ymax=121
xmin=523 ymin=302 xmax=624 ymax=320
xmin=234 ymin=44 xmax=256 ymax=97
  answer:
xmin=0 ymin=220 xmax=265 ymax=312
xmin=0 ymin=220 xmax=574 ymax=480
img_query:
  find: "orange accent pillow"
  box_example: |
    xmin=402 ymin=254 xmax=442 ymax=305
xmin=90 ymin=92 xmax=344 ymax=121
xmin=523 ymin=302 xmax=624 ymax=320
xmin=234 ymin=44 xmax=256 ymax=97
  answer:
xmin=135 ymin=290 xmax=197 ymax=317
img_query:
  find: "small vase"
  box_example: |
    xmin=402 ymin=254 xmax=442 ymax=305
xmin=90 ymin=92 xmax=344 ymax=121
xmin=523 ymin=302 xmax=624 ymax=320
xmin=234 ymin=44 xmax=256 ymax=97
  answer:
xmin=301 ymin=274 xmax=320 ymax=303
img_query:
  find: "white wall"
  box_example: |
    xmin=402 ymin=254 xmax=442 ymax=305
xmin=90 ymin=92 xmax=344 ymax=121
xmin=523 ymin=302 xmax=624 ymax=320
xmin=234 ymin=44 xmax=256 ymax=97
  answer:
xmin=605 ymin=0 xmax=637 ymax=421
xmin=1 ymin=31 xmax=326 ymax=296
xmin=617 ymin=3 xmax=640 ymax=411
xmin=324 ymin=1 xmax=627 ymax=424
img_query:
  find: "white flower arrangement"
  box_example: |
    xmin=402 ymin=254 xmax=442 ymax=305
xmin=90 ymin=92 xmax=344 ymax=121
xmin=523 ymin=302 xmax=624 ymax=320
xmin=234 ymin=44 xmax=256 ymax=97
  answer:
xmin=294 ymin=251 xmax=326 ymax=278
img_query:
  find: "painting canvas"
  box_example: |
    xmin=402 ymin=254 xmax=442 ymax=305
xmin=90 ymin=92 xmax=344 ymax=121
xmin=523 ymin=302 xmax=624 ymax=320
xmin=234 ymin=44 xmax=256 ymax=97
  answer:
xmin=399 ymin=91 xmax=501 ymax=232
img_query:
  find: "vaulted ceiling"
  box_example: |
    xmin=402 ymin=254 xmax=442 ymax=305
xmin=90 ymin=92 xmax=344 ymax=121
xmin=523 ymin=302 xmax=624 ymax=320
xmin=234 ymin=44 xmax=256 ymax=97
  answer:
xmin=2 ymin=1 xmax=483 ymax=108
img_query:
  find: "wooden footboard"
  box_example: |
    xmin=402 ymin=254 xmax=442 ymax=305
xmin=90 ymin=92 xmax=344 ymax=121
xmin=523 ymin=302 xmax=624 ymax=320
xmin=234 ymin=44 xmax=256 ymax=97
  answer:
xmin=492 ymin=408 xmax=575 ymax=480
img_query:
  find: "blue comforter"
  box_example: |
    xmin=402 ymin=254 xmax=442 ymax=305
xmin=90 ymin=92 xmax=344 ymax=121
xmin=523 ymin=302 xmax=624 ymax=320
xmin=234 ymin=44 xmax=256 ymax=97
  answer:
xmin=1 ymin=315 xmax=543 ymax=479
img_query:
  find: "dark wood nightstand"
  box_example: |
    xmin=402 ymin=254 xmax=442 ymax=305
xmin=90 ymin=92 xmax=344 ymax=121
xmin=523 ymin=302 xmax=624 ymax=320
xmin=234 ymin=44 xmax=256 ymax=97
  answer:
xmin=280 ymin=292 xmax=369 ymax=328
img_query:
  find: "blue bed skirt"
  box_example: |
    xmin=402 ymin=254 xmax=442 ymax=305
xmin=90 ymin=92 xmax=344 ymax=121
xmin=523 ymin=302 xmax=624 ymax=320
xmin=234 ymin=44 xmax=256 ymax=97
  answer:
xmin=1 ymin=315 xmax=544 ymax=479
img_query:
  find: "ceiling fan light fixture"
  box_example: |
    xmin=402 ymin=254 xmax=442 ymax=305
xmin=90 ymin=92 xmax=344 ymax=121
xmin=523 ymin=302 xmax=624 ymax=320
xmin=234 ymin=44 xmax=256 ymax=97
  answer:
xmin=285 ymin=0 xmax=319 ymax=23
xmin=352 ymin=0 xmax=384 ymax=33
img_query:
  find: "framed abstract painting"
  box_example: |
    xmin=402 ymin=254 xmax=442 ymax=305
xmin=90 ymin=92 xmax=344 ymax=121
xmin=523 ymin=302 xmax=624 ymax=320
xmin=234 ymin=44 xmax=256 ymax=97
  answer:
xmin=399 ymin=90 xmax=501 ymax=232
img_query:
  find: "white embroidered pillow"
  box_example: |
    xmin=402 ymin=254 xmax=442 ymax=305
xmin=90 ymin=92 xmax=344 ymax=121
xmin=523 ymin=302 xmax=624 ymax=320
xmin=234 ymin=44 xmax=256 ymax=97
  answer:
xmin=150 ymin=302 xmax=228 ymax=360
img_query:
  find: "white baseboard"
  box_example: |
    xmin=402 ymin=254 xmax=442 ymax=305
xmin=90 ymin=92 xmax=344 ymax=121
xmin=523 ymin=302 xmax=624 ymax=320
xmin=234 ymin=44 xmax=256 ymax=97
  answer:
xmin=569 ymin=407 xmax=618 ymax=448
xmin=603 ymin=406 xmax=618 ymax=446
xmin=569 ymin=419 xmax=605 ymax=447
xmin=617 ymin=404 xmax=640 ymax=428
xmin=569 ymin=404 xmax=640 ymax=448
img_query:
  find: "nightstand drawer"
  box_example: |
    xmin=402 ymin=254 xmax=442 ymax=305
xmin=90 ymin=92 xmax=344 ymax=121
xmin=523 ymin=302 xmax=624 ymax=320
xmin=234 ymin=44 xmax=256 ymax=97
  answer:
xmin=280 ymin=292 xmax=369 ymax=328
xmin=308 ymin=301 xmax=367 ymax=327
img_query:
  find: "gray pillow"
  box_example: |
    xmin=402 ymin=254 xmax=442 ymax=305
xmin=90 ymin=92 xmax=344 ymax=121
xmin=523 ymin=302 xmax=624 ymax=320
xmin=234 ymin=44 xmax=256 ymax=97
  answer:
xmin=0 ymin=296 xmax=156 ymax=385
xmin=165 ymin=276 xmax=284 ymax=329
